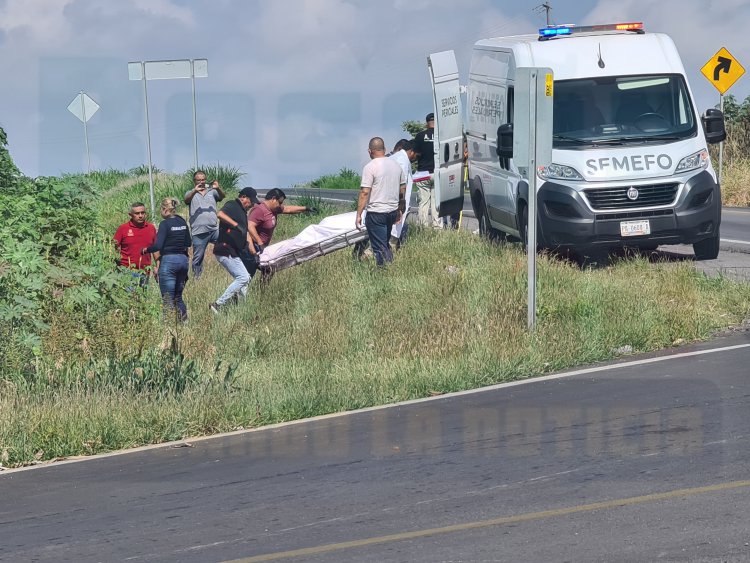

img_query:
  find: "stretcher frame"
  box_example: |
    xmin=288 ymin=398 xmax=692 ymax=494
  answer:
xmin=258 ymin=227 xmax=370 ymax=275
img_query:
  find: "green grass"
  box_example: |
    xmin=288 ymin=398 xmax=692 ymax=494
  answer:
xmin=307 ymin=167 xmax=361 ymax=190
xmin=2 ymin=216 xmax=749 ymax=467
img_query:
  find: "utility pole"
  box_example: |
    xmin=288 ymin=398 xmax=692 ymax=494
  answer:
xmin=534 ymin=2 xmax=553 ymax=26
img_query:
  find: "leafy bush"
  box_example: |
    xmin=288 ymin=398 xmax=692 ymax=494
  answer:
xmin=402 ymin=119 xmax=425 ymax=138
xmin=185 ymin=164 xmax=244 ymax=192
xmin=0 ymin=174 xmax=152 ymax=378
xmin=309 ymin=167 xmax=361 ymax=190
xmin=128 ymin=164 xmax=162 ymax=177
xmin=0 ymin=125 xmax=20 ymax=190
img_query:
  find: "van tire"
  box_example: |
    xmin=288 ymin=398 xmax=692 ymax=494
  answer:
xmin=693 ymin=230 xmax=720 ymax=260
xmin=476 ymin=195 xmax=505 ymax=242
xmin=519 ymin=204 xmax=529 ymax=251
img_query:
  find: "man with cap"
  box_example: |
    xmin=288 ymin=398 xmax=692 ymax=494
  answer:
xmin=209 ymin=187 xmax=260 ymax=314
xmin=412 ymin=112 xmax=442 ymax=228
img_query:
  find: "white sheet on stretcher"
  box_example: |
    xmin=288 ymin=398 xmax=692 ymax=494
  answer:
xmin=259 ymin=211 xmax=367 ymax=268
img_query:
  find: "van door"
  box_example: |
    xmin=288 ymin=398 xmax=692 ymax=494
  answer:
xmin=428 ymin=50 xmax=465 ymax=218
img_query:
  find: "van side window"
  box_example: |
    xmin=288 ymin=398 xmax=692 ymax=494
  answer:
xmin=507 ymin=86 xmax=514 ymax=124
xmin=498 ymin=87 xmax=514 ymax=170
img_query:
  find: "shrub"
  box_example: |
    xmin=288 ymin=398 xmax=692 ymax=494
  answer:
xmin=310 ymin=167 xmax=361 ymax=190
xmin=185 ymin=164 xmax=244 ymax=192
xmin=0 ymin=125 xmax=20 ymax=190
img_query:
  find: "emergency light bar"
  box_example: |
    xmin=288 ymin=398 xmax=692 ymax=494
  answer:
xmin=539 ymin=22 xmax=644 ymax=39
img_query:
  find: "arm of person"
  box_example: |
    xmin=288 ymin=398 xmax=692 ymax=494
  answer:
xmin=217 ymin=209 xmax=241 ymax=230
xmin=246 ymin=221 xmax=264 ymax=251
xmin=396 ymin=182 xmax=407 ymax=223
xmin=184 ymin=187 xmax=201 ymax=205
xmin=211 ymin=181 xmax=225 ymax=201
xmin=182 ymin=218 xmax=192 ymax=248
xmin=143 ymin=221 xmax=168 ymax=254
xmin=355 ymin=187 xmax=371 ymax=229
xmin=279 ymin=204 xmax=309 ymax=214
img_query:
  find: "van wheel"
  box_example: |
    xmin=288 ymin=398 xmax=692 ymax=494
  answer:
xmin=518 ymin=203 xmax=547 ymax=252
xmin=693 ymin=230 xmax=720 ymax=260
xmin=477 ymin=196 xmax=505 ymax=242
xmin=519 ymin=204 xmax=529 ymax=251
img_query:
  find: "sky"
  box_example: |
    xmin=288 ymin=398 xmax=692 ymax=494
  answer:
xmin=2 ymin=0 xmax=749 ymax=188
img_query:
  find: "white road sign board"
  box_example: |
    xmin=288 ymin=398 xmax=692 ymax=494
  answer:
xmin=67 ymin=93 xmax=99 ymax=123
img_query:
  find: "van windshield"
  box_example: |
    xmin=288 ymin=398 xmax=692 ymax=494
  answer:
xmin=552 ymin=74 xmax=697 ymax=147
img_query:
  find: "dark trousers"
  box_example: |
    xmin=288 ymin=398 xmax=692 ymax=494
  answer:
xmin=191 ymin=230 xmax=218 ymax=279
xmin=365 ymin=210 xmax=398 ymax=266
xmin=158 ymin=254 xmax=189 ymax=321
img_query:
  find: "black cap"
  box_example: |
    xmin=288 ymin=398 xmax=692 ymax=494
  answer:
xmin=239 ymin=187 xmax=260 ymax=204
xmin=426 ymin=112 xmax=435 ymax=122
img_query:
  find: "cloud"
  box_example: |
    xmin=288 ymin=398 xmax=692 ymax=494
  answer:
xmin=0 ymin=0 xmax=74 ymax=46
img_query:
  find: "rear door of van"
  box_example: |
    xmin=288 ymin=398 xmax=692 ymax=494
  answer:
xmin=428 ymin=50 xmax=465 ymax=218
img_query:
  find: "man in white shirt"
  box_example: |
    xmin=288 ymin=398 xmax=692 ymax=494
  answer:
xmin=356 ymin=137 xmax=406 ymax=266
xmin=388 ymin=139 xmax=417 ymax=244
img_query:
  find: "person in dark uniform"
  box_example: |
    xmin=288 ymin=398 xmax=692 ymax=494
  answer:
xmin=412 ymin=112 xmax=442 ymax=228
xmin=142 ymin=197 xmax=192 ymax=322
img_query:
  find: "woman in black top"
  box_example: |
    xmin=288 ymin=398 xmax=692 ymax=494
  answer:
xmin=143 ymin=197 xmax=192 ymax=322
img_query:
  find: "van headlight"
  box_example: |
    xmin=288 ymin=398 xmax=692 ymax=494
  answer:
xmin=538 ymin=163 xmax=584 ymax=181
xmin=675 ymin=150 xmax=709 ymax=173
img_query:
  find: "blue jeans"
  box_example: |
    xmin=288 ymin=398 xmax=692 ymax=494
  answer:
xmin=215 ymin=255 xmax=250 ymax=305
xmin=158 ymin=254 xmax=189 ymax=321
xmin=365 ymin=210 xmax=398 ymax=266
xmin=191 ymin=229 xmax=218 ymax=279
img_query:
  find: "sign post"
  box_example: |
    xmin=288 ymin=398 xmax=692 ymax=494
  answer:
xmin=513 ymin=67 xmax=553 ymax=330
xmin=67 ymin=91 xmax=100 ymax=173
xmin=701 ymin=47 xmax=746 ymax=186
xmin=128 ymin=59 xmax=208 ymax=214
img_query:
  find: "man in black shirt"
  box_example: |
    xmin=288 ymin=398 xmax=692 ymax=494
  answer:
xmin=413 ymin=113 xmax=442 ymax=228
xmin=210 ymin=187 xmax=260 ymax=313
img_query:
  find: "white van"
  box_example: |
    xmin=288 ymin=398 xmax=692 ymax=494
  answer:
xmin=428 ymin=22 xmax=727 ymax=259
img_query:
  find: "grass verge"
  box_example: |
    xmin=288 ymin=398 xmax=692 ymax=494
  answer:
xmin=2 ymin=226 xmax=749 ymax=468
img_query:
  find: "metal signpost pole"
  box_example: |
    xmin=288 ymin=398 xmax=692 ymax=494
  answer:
xmin=142 ymin=62 xmax=156 ymax=215
xmin=514 ymin=67 xmax=553 ymax=331
xmin=80 ymin=91 xmax=91 ymax=173
xmin=527 ymin=71 xmax=538 ymax=331
xmin=718 ymin=93 xmax=724 ymax=186
xmin=67 ymin=92 xmax=100 ymax=174
xmin=128 ymin=58 xmax=208 ymax=210
xmin=191 ymin=60 xmax=199 ymax=171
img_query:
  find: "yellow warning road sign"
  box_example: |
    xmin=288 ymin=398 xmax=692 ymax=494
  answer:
xmin=701 ymin=47 xmax=745 ymax=95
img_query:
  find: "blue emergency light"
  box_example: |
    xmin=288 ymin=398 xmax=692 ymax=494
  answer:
xmin=539 ymin=22 xmax=643 ymax=40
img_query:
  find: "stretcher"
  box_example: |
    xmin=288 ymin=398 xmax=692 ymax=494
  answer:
xmin=259 ymin=161 xmax=414 ymax=276
xmin=258 ymin=211 xmax=370 ymax=275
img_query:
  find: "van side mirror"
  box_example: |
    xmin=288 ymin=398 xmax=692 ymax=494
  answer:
xmin=496 ymin=123 xmax=513 ymax=159
xmin=702 ymin=108 xmax=727 ymax=144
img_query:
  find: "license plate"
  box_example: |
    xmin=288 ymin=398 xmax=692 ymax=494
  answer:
xmin=620 ymin=219 xmax=651 ymax=237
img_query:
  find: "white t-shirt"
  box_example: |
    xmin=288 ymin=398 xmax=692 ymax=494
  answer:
xmin=361 ymin=156 xmax=405 ymax=213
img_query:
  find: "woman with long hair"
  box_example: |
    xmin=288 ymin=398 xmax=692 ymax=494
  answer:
xmin=142 ymin=197 xmax=192 ymax=322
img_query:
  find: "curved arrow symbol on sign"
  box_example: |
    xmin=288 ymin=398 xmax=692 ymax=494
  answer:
xmin=714 ymin=56 xmax=732 ymax=81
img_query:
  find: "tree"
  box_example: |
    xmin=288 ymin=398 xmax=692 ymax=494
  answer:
xmin=0 ymin=125 xmax=20 ymax=190
xmin=718 ymin=94 xmax=750 ymax=124
xmin=401 ymin=120 xmax=425 ymax=138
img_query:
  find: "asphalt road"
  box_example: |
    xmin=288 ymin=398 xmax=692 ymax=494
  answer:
xmin=2 ymin=332 xmax=750 ymax=562
xmin=721 ymin=206 xmax=750 ymax=248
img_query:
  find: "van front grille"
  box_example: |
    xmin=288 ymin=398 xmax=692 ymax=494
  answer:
xmin=584 ymin=184 xmax=679 ymax=210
